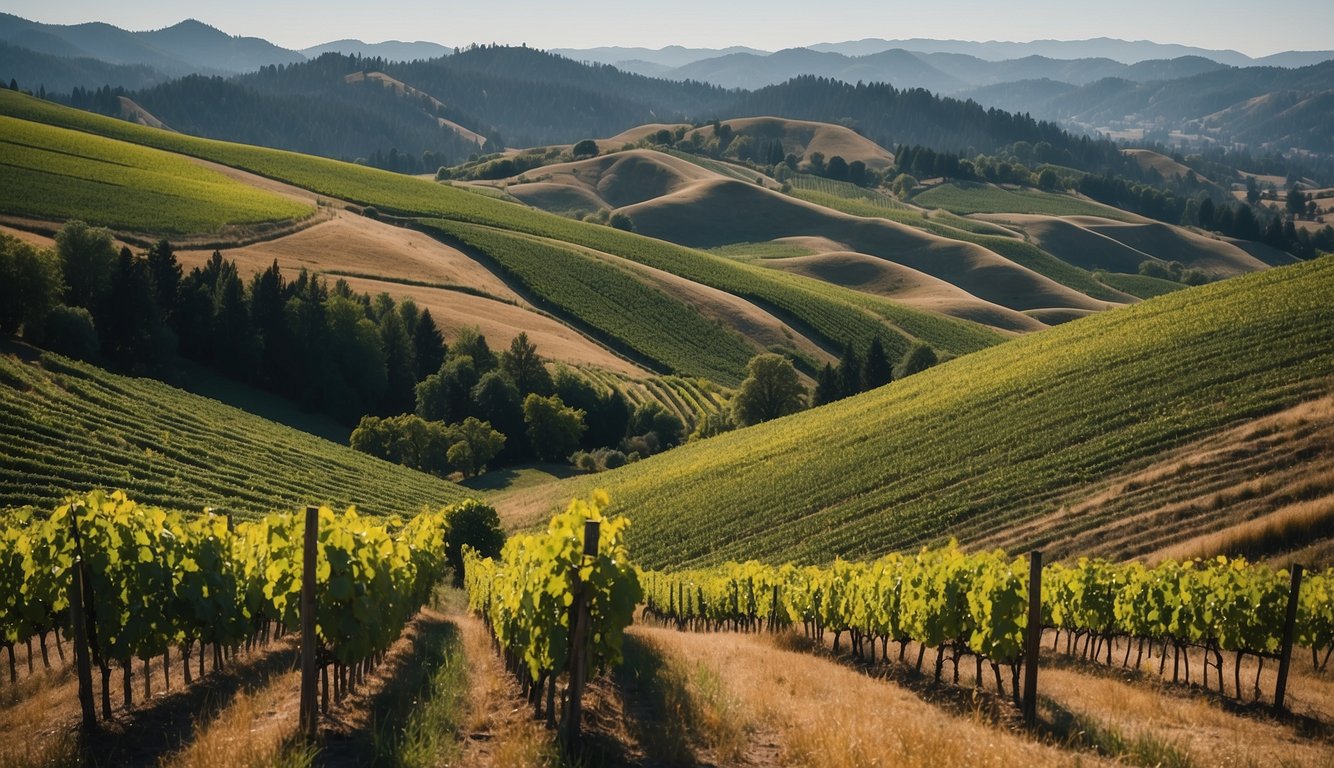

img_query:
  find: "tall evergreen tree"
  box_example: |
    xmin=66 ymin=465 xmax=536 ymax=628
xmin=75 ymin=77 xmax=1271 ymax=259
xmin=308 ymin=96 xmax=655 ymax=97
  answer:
xmin=861 ymin=337 xmax=893 ymax=391
xmin=379 ymin=310 xmax=417 ymax=415
xmin=413 ymin=309 xmax=446 ymax=380
xmin=501 ymin=332 xmax=553 ymax=396
xmin=812 ymin=362 xmax=841 ymax=406
xmin=838 ymin=344 xmax=863 ymax=398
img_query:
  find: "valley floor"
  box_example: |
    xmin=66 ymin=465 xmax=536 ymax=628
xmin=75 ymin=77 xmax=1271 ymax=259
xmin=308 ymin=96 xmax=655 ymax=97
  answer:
xmin=3 ymin=597 xmax=1328 ymax=768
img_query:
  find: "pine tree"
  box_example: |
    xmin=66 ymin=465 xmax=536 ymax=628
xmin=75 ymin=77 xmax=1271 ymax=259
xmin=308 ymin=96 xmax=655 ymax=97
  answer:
xmin=861 ymin=337 xmax=893 ymax=391
xmin=838 ymin=344 xmax=863 ymax=398
xmin=413 ymin=309 xmax=446 ymax=380
xmin=813 ymin=362 xmax=841 ymax=406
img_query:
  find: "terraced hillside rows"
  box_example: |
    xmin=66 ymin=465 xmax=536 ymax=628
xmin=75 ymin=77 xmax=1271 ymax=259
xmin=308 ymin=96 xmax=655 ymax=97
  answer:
xmin=507 ymin=257 xmax=1334 ymax=567
xmin=0 ymin=348 xmax=472 ymax=515
xmin=0 ymin=91 xmax=1002 ymax=365
xmin=0 ymin=114 xmax=313 ymax=234
xmin=422 ymin=220 xmax=758 ymax=385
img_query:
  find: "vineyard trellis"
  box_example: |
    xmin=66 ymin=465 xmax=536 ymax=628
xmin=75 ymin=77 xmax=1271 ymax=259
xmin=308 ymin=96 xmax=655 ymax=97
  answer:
xmin=639 ymin=544 xmax=1331 ymax=712
xmin=0 ymin=490 xmax=477 ymax=731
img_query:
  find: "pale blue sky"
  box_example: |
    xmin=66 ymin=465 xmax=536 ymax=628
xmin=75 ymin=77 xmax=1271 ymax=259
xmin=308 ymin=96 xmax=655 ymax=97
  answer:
xmin=1 ymin=0 xmax=1326 ymax=56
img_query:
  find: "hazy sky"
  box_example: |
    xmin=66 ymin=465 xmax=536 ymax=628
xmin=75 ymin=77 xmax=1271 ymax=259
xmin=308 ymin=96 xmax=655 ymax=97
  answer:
xmin=3 ymin=0 xmax=1329 ymax=56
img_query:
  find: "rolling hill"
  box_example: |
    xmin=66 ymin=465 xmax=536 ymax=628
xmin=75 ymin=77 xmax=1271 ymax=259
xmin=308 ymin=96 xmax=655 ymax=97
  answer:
xmin=499 ymin=257 xmax=1334 ymax=568
xmin=0 ymin=90 xmax=1007 ymax=376
xmin=0 ymin=345 xmax=473 ymax=515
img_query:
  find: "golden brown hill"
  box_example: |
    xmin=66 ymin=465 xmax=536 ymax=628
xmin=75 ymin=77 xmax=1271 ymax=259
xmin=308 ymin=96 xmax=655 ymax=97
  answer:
xmin=763 ymin=251 xmax=1047 ymax=333
xmin=684 ymin=116 xmax=895 ymax=170
xmin=503 ymin=150 xmax=719 ymax=215
xmin=620 ymin=178 xmax=1111 ymax=313
xmin=986 ymin=213 xmax=1283 ymax=277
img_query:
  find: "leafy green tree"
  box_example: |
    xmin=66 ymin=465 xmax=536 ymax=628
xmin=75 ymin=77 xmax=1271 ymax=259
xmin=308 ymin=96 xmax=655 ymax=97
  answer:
xmin=892 ymin=173 xmax=918 ymax=197
xmin=501 ymin=332 xmax=553 ymax=396
xmin=472 ymin=370 xmax=525 ymax=461
xmin=444 ymin=417 xmax=506 ymax=477
xmin=572 ymin=139 xmax=599 ymax=158
xmin=452 ymin=326 xmax=497 ymax=373
xmin=1037 ymin=169 xmax=1059 ymax=191
xmin=0 ymin=234 xmax=62 ymax=336
xmin=848 ymin=160 xmax=868 ymax=186
xmin=732 ymin=353 xmax=806 ymax=427
xmin=523 ymin=393 xmax=586 ymax=461
xmin=861 ymin=336 xmax=893 ymax=391
xmin=55 ymin=220 xmax=116 ymax=311
xmin=627 ymin=401 xmax=685 ymax=448
xmin=812 ymin=362 xmax=841 ymax=406
xmin=826 ymin=155 xmax=849 ymax=181
xmin=609 ymin=212 xmax=635 ymax=231
xmin=443 ymin=499 xmax=505 ymax=586
xmin=895 ymin=342 xmax=939 ymax=379
xmin=34 ymin=305 xmax=98 ymax=361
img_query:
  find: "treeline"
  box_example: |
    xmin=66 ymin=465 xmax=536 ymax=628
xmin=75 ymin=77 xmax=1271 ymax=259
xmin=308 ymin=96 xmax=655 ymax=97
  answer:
xmin=0 ymin=223 xmax=702 ymax=479
xmin=1076 ymin=174 xmax=1333 ymax=258
xmin=726 ymin=77 xmax=1130 ymax=174
xmin=62 ymin=68 xmax=489 ymax=173
xmin=351 ymin=329 xmax=694 ymax=478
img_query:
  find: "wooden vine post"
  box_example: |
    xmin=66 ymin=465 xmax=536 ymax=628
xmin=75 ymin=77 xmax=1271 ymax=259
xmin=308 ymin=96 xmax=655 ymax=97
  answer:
xmin=1273 ymin=563 xmax=1303 ymax=712
xmin=67 ymin=512 xmax=97 ymax=730
xmin=299 ymin=505 xmax=319 ymax=739
xmin=561 ymin=519 xmax=600 ymax=755
xmin=1022 ymin=550 xmax=1043 ymax=725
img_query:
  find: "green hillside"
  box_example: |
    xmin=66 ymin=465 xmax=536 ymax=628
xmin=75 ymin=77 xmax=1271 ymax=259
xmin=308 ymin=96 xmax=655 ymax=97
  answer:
xmin=0 ymin=348 xmax=472 ymax=516
xmin=0 ymin=91 xmax=1001 ymax=361
xmin=0 ymin=114 xmax=312 ymax=234
xmin=423 ymin=220 xmax=758 ymax=385
xmin=516 ymin=257 xmax=1334 ymax=567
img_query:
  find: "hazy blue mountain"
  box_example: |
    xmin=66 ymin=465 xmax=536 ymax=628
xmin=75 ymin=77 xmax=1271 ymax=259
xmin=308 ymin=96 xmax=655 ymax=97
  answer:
xmin=0 ymin=14 xmax=302 ymax=75
xmin=301 ymin=39 xmax=453 ymax=62
xmin=0 ymin=40 xmax=166 ymax=93
xmin=551 ymin=44 xmax=767 ymax=68
xmin=806 ymin=37 xmax=1280 ymax=66
xmin=138 ymin=20 xmax=304 ymax=72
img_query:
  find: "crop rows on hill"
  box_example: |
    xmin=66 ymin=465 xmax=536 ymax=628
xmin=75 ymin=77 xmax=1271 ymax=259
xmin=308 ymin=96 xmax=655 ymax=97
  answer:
xmin=1 ymin=490 xmax=462 ymax=717
xmin=0 ymin=115 xmax=312 ymax=234
xmin=0 ymin=351 xmax=471 ymax=516
xmin=463 ymin=493 xmax=640 ymax=730
xmin=542 ymin=258 xmax=1334 ymax=568
xmin=422 ymin=220 xmax=757 ymax=386
xmin=639 ymin=550 xmax=1333 ymax=700
xmin=1096 ymin=272 xmax=1186 ymax=299
xmin=0 ymin=92 xmax=1000 ymax=361
xmin=574 ymin=368 xmax=727 ymax=432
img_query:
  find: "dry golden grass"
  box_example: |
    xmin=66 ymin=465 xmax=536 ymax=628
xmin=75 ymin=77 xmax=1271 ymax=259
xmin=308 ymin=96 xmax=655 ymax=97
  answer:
xmin=1040 ymin=659 xmax=1332 ymax=767
xmin=683 ymin=117 xmax=896 ymax=170
xmin=762 ymin=250 xmax=1046 ymax=333
xmin=164 ymin=673 xmax=305 ymax=768
xmin=633 ymin=626 xmax=1109 ymax=768
xmin=620 ymin=177 xmax=1110 ymax=314
xmin=972 ymin=394 xmax=1334 ymax=563
xmin=454 ymin=612 xmax=559 ymax=768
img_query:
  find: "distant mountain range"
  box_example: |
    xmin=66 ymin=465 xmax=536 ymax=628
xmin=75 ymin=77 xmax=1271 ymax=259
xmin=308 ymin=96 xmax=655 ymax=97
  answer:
xmin=2 ymin=13 xmax=1331 ymax=160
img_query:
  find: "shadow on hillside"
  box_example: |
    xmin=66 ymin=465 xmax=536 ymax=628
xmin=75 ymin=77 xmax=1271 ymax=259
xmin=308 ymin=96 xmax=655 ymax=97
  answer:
xmin=72 ymin=640 xmax=301 ymax=767
xmin=579 ymin=633 xmax=715 ymax=768
xmin=314 ymin=614 xmax=463 ymax=768
xmin=460 ymin=462 xmax=584 ymax=493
